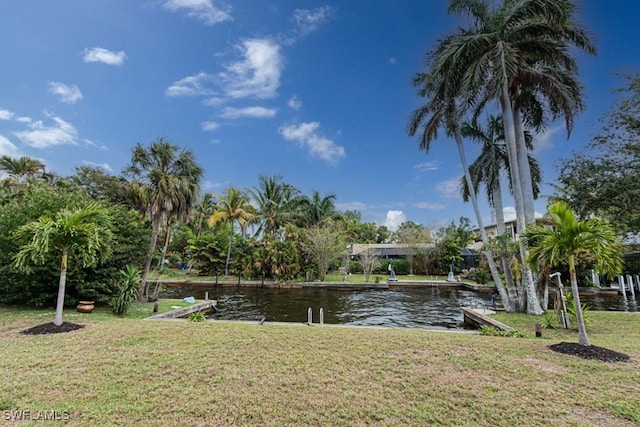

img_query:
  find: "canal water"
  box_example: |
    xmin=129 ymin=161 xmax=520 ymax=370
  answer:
xmin=160 ymin=285 xmax=639 ymax=330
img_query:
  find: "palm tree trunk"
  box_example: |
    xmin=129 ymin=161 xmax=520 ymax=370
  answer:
xmin=454 ymin=127 xmax=514 ymax=311
xmin=138 ymin=212 xmax=162 ymax=301
xmin=224 ymin=220 xmax=234 ymax=275
xmin=157 ymin=222 xmax=172 ymax=270
xmin=500 ymin=88 xmax=543 ymax=315
xmin=513 ymin=107 xmax=536 ymax=225
xmin=54 ymin=251 xmax=68 ymax=326
xmin=569 ymin=255 xmax=590 ymax=345
xmin=493 ymin=180 xmax=518 ymax=303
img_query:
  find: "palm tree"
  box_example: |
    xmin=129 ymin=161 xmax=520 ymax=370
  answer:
xmin=408 ymin=64 xmax=515 ymax=311
xmin=209 ymin=187 xmax=255 ymax=275
xmin=460 ymin=115 xmax=542 ymax=308
xmin=191 ymin=193 xmax=217 ymax=238
xmin=298 ymin=190 xmax=338 ymax=226
xmin=124 ymin=139 xmax=203 ymax=300
xmin=250 ymin=175 xmax=302 ymax=236
xmin=523 ymin=201 xmax=623 ymax=345
xmin=426 ymin=0 xmax=595 ymax=314
xmin=0 ymin=155 xmax=46 ymax=187
xmin=13 ymin=205 xmax=112 ymax=326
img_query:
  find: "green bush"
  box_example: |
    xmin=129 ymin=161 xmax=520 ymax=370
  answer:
xmin=189 ymin=311 xmax=206 ymax=322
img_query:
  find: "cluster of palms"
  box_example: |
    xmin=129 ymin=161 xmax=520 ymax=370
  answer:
xmin=409 ymin=0 xmax=599 ymax=315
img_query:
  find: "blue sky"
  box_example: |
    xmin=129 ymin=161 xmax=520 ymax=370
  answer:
xmin=0 ymin=1 xmax=638 ymax=231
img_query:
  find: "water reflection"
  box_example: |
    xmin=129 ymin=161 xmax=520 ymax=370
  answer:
xmin=160 ymin=286 xmax=637 ymax=330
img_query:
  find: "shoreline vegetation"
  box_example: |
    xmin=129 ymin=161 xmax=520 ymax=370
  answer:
xmin=2 ymin=303 xmax=639 ymax=426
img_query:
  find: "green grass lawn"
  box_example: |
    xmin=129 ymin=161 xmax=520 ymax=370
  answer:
xmin=1 ymin=303 xmax=639 ymax=426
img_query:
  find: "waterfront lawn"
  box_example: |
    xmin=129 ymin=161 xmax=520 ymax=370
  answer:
xmin=1 ymin=305 xmax=639 ymax=426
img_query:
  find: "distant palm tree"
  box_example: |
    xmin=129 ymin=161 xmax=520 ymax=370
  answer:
xmin=0 ymin=155 xmax=46 ymax=186
xmin=523 ymin=201 xmax=623 ymax=346
xmin=124 ymin=139 xmax=203 ymax=300
xmin=250 ymin=175 xmax=302 ymax=236
xmin=209 ymin=187 xmax=255 ymax=275
xmin=298 ymin=190 xmax=338 ymax=226
xmin=14 ymin=205 xmax=112 ymax=326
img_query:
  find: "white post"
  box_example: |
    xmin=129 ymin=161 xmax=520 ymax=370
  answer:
xmin=319 ymin=308 xmax=324 ymax=325
xmin=619 ymin=275 xmax=627 ymax=300
xmin=205 ymin=291 xmax=209 ymax=301
xmin=627 ymin=275 xmax=636 ymax=298
xmin=307 ymin=307 xmax=313 ymax=324
xmin=636 ymin=275 xmax=640 ymax=292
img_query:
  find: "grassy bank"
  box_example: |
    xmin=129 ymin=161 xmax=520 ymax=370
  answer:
xmin=1 ymin=304 xmax=639 ymax=426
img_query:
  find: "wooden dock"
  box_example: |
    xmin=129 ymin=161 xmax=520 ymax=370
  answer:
xmin=461 ymin=306 xmax=513 ymax=331
xmin=147 ymin=300 xmax=218 ymax=320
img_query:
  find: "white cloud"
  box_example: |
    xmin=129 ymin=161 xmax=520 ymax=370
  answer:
xmin=166 ymin=72 xmax=215 ymax=97
xmin=414 ymin=161 xmax=439 ymax=172
xmin=201 ymin=121 xmax=219 ymax=131
xmin=82 ymin=161 xmax=113 ymax=172
xmin=0 ymin=109 xmax=14 ymax=120
xmin=279 ymin=122 xmax=345 ymax=165
xmin=0 ymin=135 xmax=23 ymax=158
xmin=220 ymin=106 xmax=277 ymax=119
xmin=220 ymin=39 xmax=283 ymax=99
xmin=288 ymin=95 xmax=302 ymax=110
xmin=83 ymin=47 xmax=126 ymax=66
xmin=82 ymin=138 xmax=108 ymax=150
xmin=415 ymin=202 xmax=445 ymax=210
xmin=385 ymin=210 xmax=406 ymax=231
xmin=48 ymin=82 xmax=83 ymax=104
xmin=14 ymin=116 xmax=78 ymax=148
xmin=162 ymin=0 xmax=231 ymax=25
xmin=202 ymin=180 xmax=224 ymax=190
xmin=282 ymin=6 xmax=335 ymax=45
xmin=435 ymin=178 xmax=461 ymax=198
xmin=16 ymin=116 xmax=32 ymax=124
xmin=534 ymin=125 xmax=564 ymax=152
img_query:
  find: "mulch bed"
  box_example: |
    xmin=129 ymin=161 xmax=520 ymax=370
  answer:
xmin=20 ymin=322 xmax=85 ymax=335
xmin=549 ymin=342 xmax=630 ymax=362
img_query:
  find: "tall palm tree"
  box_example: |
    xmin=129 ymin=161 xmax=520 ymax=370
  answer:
xmin=428 ymin=0 xmax=595 ymax=314
xmin=460 ymin=115 xmax=542 ymax=307
xmin=124 ymin=139 xmax=203 ymax=300
xmin=408 ymin=72 xmax=515 ymax=311
xmin=209 ymin=187 xmax=255 ymax=275
xmin=13 ymin=205 xmax=112 ymax=326
xmin=250 ymin=175 xmax=302 ymax=237
xmin=523 ymin=201 xmax=623 ymax=346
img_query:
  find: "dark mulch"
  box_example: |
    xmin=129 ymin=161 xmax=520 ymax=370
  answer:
xmin=549 ymin=342 xmax=630 ymax=362
xmin=20 ymin=322 xmax=85 ymax=335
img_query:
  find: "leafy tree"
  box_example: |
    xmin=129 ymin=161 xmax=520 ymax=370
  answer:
xmin=392 ymin=221 xmax=431 ymax=274
xmin=557 ymin=73 xmax=640 ymax=234
xmin=523 ymin=201 xmax=623 ymax=346
xmin=67 ymin=165 xmax=129 ymax=205
xmin=124 ymin=139 xmax=203 ymax=300
xmin=300 ymin=223 xmax=345 ymax=281
xmin=14 ymin=205 xmax=112 ymax=326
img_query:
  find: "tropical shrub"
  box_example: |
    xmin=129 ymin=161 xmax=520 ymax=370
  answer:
xmin=110 ymin=266 xmax=140 ymax=316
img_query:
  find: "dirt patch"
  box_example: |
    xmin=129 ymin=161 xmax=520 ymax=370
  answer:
xmin=549 ymin=342 xmax=630 ymax=362
xmin=20 ymin=322 xmax=85 ymax=335
xmin=521 ymin=357 xmax=569 ymax=373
